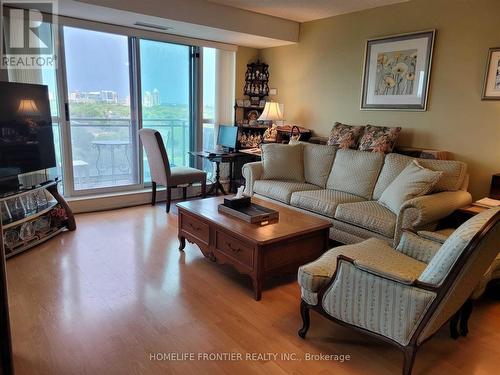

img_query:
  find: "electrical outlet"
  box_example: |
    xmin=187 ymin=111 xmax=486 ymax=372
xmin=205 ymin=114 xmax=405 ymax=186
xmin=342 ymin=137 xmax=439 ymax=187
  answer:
xmin=269 ymin=88 xmax=277 ymax=96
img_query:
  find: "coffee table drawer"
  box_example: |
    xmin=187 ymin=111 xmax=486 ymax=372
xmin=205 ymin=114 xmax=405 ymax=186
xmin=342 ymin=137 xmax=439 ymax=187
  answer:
xmin=215 ymin=230 xmax=253 ymax=268
xmin=181 ymin=214 xmax=209 ymax=244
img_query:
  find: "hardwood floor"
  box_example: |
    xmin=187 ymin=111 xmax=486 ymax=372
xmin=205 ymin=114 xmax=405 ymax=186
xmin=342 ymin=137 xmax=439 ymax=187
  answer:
xmin=5 ymin=204 xmax=500 ymax=375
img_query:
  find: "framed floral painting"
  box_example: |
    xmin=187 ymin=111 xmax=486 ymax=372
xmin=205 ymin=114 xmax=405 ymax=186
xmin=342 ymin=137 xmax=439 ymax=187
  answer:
xmin=361 ymin=30 xmax=435 ymax=111
xmin=482 ymin=47 xmax=500 ymax=100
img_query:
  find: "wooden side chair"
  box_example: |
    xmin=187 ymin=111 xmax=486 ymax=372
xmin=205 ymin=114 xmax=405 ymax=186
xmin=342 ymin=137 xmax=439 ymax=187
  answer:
xmin=297 ymin=207 xmax=500 ymax=375
xmin=139 ymin=128 xmax=206 ymax=213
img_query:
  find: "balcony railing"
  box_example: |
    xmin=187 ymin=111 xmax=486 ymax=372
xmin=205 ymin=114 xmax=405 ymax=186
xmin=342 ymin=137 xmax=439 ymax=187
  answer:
xmin=67 ymin=117 xmax=214 ymax=191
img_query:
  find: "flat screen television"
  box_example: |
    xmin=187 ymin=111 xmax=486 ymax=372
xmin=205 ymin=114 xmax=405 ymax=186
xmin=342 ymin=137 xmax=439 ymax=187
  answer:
xmin=0 ymin=82 xmax=56 ymax=189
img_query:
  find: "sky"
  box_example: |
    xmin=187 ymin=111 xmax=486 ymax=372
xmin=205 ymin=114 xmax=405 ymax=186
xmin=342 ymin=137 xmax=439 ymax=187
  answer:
xmin=63 ymin=27 xmax=204 ymax=106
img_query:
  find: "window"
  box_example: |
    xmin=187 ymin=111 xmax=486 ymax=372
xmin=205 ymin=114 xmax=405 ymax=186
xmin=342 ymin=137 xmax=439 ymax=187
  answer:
xmin=63 ymin=27 xmax=139 ymax=192
xmin=139 ymin=39 xmax=192 ymax=183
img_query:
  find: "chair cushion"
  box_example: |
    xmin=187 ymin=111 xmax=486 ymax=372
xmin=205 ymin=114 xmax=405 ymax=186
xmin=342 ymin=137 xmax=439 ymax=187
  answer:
xmin=373 ymin=153 xmax=468 ymax=199
xmin=298 ymin=238 xmax=426 ymax=295
xmin=378 ymin=160 xmax=443 ymax=214
xmin=253 ymin=180 xmax=319 ymax=204
xmin=169 ymin=166 xmax=206 ymax=186
xmin=290 ymin=189 xmax=364 ymax=218
xmin=335 ymin=201 xmax=396 ymax=238
xmin=261 ymin=143 xmax=304 ymax=182
xmin=302 ymin=143 xmax=336 ymax=188
xmin=326 ymin=149 xmax=384 ymax=199
xmin=326 ymin=122 xmax=365 ymax=149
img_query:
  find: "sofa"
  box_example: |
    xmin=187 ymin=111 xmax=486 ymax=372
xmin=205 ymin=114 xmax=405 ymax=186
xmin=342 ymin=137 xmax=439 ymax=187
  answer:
xmin=242 ymin=142 xmax=472 ymax=245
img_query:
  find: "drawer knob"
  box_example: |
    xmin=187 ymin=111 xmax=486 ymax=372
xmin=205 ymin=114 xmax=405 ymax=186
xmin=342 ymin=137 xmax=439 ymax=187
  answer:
xmin=228 ymin=243 xmax=242 ymax=253
xmin=188 ymin=222 xmax=201 ymax=231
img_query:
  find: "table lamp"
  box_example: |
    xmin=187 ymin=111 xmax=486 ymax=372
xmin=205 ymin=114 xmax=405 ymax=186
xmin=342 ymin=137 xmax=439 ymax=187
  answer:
xmin=258 ymin=102 xmax=283 ymax=142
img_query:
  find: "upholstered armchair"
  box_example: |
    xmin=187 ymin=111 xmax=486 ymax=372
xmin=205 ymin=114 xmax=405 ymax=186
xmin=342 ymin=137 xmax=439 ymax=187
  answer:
xmin=139 ymin=129 xmax=206 ymax=213
xmin=297 ymin=207 xmax=500 ymax=375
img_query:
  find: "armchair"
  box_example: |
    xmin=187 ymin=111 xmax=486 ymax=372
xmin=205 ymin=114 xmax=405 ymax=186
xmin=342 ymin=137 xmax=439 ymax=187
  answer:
xmin=298 ymin=207 xmax=500 ymax=375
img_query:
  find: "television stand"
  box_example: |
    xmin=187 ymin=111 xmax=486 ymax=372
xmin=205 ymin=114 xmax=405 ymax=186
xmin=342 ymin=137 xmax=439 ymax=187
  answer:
xmin=0 ymin=180 xmax=76 ymax=259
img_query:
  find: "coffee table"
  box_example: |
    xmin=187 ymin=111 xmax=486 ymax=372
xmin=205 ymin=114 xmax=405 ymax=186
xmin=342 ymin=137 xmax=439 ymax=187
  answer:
xmin=177 ymin=197 xmax=332 ymax=300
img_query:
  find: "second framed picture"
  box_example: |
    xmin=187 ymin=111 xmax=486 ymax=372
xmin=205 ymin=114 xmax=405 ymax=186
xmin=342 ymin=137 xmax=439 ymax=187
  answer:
xmin=361 ymin=30 xmax=435 ymax=111
xmin=482 ymin=47 xmax=500 ymax=100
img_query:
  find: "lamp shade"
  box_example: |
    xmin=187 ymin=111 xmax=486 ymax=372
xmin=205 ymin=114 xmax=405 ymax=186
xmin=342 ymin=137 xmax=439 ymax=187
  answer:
xmin=258 ymin=102 xmax=283 ymax=122
xmin=18 ymin=99 xmax=40 ymax=116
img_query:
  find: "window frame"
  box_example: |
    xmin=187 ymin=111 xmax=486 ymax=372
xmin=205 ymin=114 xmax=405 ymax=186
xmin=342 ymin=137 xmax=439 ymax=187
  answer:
xmin=56 ymin=19 xmax=204 ymax=197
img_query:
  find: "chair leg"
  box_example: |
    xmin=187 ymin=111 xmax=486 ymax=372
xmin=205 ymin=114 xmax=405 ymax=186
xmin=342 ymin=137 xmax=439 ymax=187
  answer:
xmin=182 ymin=186 xmax=187 ymax=200
xmin=402 ymin=345 xmax=417 ymax=375
xmin=460 ymin=299 xmax=473 ymax=337
xmin=166 ymin=187 xmax=172 ymax=213
xmin=298 ymin=300 xmax=310 ymax=339
xmin=151 ymin=182 xmax=157 ymax=206
xmin=450 ymin=310 xmax=460 ymax=339
xmin=201 ymin=180 xmax=206 ymax=199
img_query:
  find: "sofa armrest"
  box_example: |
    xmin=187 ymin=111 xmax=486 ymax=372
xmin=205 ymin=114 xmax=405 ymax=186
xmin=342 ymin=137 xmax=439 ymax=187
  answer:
xmin=242 ymin=161 xmax=263 ymax=195
xmin=395 ymin=190 xmax=472 ymax=244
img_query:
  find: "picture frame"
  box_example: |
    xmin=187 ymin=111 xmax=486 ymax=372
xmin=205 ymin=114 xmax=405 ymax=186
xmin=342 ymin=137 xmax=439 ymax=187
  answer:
xmin=361 ymin=30 xmax=436 ymax=111
xmin=481 ymin=47 xmax=500 ymax=100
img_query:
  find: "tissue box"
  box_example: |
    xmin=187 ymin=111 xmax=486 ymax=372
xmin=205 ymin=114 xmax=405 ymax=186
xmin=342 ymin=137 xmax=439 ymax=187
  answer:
xmin=223 ymin=195 xmax=251 ymax=209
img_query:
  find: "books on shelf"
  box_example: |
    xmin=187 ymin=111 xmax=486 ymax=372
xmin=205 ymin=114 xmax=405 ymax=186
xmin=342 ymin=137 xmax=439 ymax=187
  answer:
xmin=473 ymin=197 xmax=500 ymax=208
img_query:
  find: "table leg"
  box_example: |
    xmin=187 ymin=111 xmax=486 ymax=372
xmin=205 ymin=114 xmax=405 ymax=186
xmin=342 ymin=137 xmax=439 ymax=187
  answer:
xmin=252 ymin=277 xmax=262 ymax=301
xmin=178 ymin=236 xmax=186 ymax=251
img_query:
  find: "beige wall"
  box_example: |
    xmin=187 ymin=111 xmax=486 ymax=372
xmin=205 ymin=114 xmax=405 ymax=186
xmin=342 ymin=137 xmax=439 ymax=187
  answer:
xmin=259 ymin=0 xmax=500 ymax=199
xmin=235 ymin=46 xmax=260 ymax=99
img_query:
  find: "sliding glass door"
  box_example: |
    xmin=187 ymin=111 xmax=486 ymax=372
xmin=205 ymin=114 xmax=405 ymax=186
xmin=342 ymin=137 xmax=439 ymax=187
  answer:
xmin=139 ymin=39 xmax=192 ymax=183
xmin=62 ymin=26 xmax=139 ymax=193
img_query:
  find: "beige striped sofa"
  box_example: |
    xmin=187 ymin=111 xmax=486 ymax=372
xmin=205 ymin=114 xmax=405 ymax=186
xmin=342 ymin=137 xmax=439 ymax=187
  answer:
xmin=243 ymin=143 xmax=472 ymax=245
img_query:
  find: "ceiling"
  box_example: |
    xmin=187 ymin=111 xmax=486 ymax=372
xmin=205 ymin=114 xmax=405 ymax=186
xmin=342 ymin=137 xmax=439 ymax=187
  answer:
xmin=207 ymin=0 xmax=409 ymax=22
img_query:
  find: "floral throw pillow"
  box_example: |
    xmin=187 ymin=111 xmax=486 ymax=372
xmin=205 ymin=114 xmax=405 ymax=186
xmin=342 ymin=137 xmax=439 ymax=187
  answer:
xmin=327 ymin=122 xmax=365 ymax=149
xmin=358 ymin=125 xmax=401 ymax=153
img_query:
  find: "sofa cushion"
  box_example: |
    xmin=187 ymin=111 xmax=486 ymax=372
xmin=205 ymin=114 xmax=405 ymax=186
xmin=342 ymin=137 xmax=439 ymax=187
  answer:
xmin=290 ymin=189 xmax=365 ymax=218
xmin=261 ymin=143 xmax=304 ymax=182
xmin=303 ymin=143 xmax=337 ymax=188
xmin=358 ymin=124 xmax=401 ymax=153
xmin=326 ymin=149 xmax=384 ymax=199
xmin=378 ymin=160 xmax=443 ymax=214
xmin=373 ymin=153 xmax=468 ymax=199
xmin=326 ymin=122 xmax=365 ymax=149
xmin=335 ymin=201 xmax=396 ymax=238
xmin=253 ymin=180 xmax=318 ymax=204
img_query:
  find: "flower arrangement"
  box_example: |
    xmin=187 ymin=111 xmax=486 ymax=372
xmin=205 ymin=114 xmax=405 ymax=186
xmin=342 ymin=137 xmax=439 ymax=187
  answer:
xmin=375 ymin=49 xmax=417 ymax=96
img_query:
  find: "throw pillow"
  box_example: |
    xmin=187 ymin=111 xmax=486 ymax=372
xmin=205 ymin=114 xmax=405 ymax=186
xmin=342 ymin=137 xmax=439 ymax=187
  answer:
xmin=261 ymin=143 xmax=305 ymax=182
xmin=327 ymin=122 xmax=365 ymax=149
xmin=358 ymin=124 xmax=401 ymax=153
xmin=379 ymin=160 xmax=443 ymax=214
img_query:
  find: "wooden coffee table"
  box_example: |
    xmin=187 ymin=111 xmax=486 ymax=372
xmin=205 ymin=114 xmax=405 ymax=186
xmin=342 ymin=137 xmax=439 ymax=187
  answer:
xmin=177 ymin=197 xmax=332 ymax=300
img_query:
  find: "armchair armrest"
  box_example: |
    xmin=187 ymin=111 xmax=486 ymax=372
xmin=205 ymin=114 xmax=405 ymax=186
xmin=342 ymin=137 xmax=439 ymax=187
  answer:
xmin=395 ymin=190 xmax=472 ymax=243
xmin=242 ymin=162 xmax=263 ymax=195
xmin=417 ymin=229 xmax=454 ymax=244
xmin=396 ymin=230 xmax=442 ymax=263
xmin=319 ymin=257 xmax=437 ymax=346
